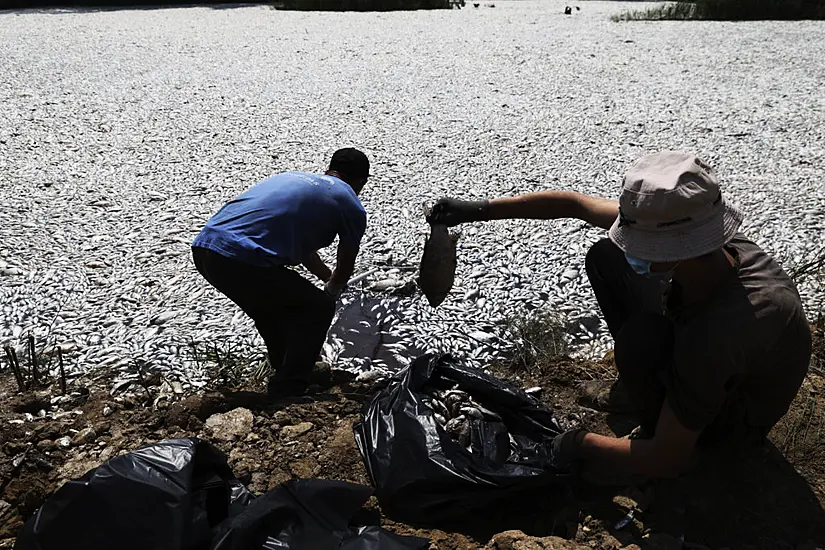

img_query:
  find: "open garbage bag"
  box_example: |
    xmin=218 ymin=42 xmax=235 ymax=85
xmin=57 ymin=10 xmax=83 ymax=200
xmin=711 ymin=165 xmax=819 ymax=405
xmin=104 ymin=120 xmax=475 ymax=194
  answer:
xmin=353 ymin=353 xmax=569 ymax=525
xmin=211 ymin=479 xmax=428 ymax=550
xmin=15 ymin=438 xmax=251 ymax=550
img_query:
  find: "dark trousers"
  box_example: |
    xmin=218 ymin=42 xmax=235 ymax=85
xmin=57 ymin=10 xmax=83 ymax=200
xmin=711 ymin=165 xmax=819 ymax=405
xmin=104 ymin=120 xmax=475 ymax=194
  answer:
xmin=192 ymin=247 xmax=335 ymax=391
xmin=585 ymin=239 xmax=672 ymax=434
xmin=584 ymin=239 xmax=758 ymax=445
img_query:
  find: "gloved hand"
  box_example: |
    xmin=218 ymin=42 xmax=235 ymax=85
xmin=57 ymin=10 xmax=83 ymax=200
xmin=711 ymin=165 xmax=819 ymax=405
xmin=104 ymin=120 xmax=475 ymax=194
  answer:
xmin=426 ymin=197 xmax=491 ymax=227
xmin=551 ymin=428 xmax=588 ymax=471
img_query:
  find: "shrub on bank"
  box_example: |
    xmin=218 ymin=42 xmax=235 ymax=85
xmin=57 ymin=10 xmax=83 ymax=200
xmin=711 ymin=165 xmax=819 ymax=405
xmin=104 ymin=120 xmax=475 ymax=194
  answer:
xmin=612 ymin=0 xmax=825 ymax=21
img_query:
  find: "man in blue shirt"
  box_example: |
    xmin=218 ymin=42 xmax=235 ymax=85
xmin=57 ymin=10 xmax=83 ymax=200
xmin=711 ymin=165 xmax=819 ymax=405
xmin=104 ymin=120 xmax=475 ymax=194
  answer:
xmin=192 ymin=148 xmax=369 ymax=400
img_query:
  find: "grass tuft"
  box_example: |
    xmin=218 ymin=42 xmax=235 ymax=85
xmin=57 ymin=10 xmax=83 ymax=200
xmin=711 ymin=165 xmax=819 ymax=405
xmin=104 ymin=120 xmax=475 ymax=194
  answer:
xmin=188 ymin=340 xmax=270 ymax=391
xmin=505 ymin=308 xmax=569 ymax=372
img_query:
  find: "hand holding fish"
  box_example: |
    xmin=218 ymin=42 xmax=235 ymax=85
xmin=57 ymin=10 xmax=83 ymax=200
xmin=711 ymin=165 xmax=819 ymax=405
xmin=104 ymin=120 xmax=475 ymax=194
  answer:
xmin=426 ymin=197 xmax=491 ymax=227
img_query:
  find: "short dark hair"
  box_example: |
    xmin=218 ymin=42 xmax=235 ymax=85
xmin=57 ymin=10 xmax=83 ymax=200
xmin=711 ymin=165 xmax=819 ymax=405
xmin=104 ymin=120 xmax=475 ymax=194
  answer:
xmin=329 ymin=148 xmax=370 ymax=181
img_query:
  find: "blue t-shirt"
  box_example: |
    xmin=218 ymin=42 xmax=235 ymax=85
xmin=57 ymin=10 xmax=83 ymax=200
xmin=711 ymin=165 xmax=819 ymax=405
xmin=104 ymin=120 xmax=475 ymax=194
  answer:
xmin=192 ymin=171 xmax=367 ymax=267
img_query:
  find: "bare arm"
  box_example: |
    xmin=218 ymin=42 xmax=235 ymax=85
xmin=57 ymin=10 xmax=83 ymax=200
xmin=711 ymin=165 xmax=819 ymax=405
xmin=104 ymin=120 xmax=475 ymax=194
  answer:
xmin=326 ymin=241 xmax=358 ymax=293
xmin=577 ymin=400 xmax=700 ymax=477
xmin=302 ymin=251 xmax=332 ymax=283
xmin=487 ymin=191 xmax=618 ymax=230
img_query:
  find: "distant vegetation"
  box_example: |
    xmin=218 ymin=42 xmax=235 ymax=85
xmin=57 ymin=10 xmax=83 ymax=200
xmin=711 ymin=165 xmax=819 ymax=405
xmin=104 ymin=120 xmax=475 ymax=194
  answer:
xmin=612 ymin=0 xmax=825 ymax=21
xmin=273 ymin=0 xmax=453 ymax=9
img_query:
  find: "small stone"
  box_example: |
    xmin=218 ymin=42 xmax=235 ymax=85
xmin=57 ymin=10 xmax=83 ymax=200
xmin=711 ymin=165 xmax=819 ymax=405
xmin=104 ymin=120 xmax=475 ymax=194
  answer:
xmin=99 ymin=447 xmax=115 ymax=462
xmin=272 ymin=410 xmax=292 ymax=425
xmin=72 ymin=427 xmax=97 ymax=446
xmin=36 ymin=439 xmax=56 ymax=451
xmin=56 ymin=436 xmax=72 ymax=449
xmin=281 ymin=421 xmax=313 ymax=439
xmin=103 ymin=406 xmax=114 ymax=417
xmin=204 ymin=408 xmax=254 ymax=441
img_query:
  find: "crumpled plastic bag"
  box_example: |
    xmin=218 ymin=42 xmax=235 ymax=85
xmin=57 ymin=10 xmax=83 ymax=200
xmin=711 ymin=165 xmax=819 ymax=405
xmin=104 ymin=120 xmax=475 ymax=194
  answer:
xmin=15 ymin=438 xmax=250 ymax=550
xmin=15 ymin=438 xmax=428 ymax=550
xmin=353 ymin=353 xmax=570 ymax=525
xmin=211 ymin=479 xmax=428 ymax=550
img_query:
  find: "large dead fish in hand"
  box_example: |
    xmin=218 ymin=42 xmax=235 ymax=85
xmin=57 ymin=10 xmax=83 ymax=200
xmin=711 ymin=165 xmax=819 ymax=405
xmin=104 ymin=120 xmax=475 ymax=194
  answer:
xmin=418 ymin=203 xmax=460 ymax=307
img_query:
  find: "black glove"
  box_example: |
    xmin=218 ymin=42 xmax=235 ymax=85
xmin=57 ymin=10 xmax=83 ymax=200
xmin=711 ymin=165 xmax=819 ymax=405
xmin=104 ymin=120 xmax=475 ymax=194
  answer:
xmin=426 ymin=197 xmax=491 ymax=227
xmin=551 ymin=428 xmax=588 ymax=472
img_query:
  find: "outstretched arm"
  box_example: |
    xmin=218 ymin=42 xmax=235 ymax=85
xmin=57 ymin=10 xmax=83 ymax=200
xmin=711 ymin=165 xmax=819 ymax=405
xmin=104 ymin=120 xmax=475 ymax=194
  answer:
xmin=487 ymin=191 xmax=618 ymax=230
xmin=428 ymin=191 xmax=618 ymax=230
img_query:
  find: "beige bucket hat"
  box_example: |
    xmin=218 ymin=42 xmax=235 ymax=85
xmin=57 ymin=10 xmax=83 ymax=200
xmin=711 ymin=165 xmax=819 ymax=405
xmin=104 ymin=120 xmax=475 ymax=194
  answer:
xmin=608 ymin=151 xmax=744 ymax=263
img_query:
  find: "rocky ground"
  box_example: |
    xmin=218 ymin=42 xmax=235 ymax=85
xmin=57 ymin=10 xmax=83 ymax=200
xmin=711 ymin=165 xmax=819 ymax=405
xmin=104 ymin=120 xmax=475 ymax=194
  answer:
xmin=2 ymin=321 xmax=823 ymax=549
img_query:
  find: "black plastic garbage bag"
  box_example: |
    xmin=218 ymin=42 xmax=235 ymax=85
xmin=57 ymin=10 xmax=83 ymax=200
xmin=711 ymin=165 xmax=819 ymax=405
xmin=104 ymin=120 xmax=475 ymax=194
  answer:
xmin=353 ymin=353 xmax=569 ymax=525
xmin=211 ymin=479 xmax=428 ymax=550
xmin=15 ymin=438 xmax=250 ymax=550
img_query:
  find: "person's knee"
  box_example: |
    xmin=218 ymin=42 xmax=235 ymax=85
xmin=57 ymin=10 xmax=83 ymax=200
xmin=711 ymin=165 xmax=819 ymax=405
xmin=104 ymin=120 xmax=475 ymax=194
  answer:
xmin=614 ymin=313 xmax=674 ymax=379
xmin=585 ymin=239 xmax=623 ymax=280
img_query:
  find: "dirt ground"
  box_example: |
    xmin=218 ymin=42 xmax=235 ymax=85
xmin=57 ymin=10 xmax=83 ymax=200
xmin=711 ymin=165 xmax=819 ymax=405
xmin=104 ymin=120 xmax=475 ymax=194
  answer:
xmin=1 ymin=325 xmax=824 ymax=549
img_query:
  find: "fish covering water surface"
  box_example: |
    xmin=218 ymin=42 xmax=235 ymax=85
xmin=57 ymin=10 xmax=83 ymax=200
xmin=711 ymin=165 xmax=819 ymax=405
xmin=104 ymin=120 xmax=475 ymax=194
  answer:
xmin=418 ymin=204 xmax=460 ymax=308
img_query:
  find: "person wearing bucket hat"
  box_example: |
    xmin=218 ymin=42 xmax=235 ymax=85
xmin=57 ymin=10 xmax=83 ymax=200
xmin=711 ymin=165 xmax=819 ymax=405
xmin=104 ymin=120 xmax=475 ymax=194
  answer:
xmin=428 ymin=151 xmax=811 ymax=478
xmin=192 ymin=148 xmax=371 ymax=402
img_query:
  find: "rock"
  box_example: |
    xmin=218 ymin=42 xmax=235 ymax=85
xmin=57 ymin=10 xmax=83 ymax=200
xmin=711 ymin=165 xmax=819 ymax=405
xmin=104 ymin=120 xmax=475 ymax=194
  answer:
xmin=102 ymin=406 xmax=114 ymax=417
xmin=272 ymin=410 xmax=292 ymax=426
xmin=281 ymin=421 xmax=313 ymax=439
xmin=36 ymin=439 xmax=56 ymax=451
xmin=98 ymin=447 xmax=115 ymax=462
xmin=166 ymin=392 xmax=227 ymax=428
xmin=204 ymin=408 xmax=254 ymax=441
xmin=72 ymin=427 xmax=97 ymax=446
xmin=486 ymin=530 xmax=590 ymax=549
xmin=56 ymin=436 xmax=71 ymax=449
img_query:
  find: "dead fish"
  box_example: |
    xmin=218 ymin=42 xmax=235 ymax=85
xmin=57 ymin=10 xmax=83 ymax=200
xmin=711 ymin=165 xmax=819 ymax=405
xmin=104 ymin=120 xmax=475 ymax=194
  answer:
xmin=369 ymin=278 xmax=404 ymax=292
xmin=418 ymin=203 xmax=460 ymax=308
